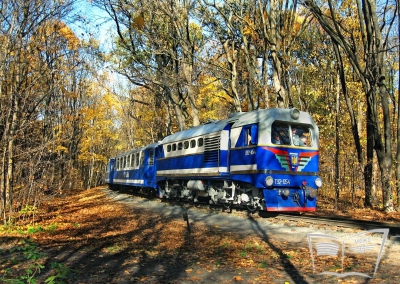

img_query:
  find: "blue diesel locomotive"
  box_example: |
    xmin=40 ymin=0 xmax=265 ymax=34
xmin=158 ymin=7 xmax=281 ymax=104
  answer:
xmin=105 ymin=108 xmax=322 ymax=212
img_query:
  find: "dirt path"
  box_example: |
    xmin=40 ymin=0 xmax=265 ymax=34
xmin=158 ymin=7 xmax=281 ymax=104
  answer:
xmin=1 ymin=187 xmax=400 ymax=283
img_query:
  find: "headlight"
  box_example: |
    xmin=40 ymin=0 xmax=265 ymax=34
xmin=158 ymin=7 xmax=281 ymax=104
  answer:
xmin=265 ymin=176 xmax=274 ymax=186
xmin=290 ymin=108 xmax=300 ymax=120
xmin=306 ymin=188 xmax=317 ymax=198
xmin=281 ymin=189 xmax=290 ymax=197
xmin=315 ymin=177 xmax=323 ymax=188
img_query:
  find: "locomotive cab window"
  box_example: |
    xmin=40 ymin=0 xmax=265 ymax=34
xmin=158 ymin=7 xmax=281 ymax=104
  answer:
xmin=271 ymin=122 xmax=312 ymax=147
xmin=271 ymin=122 xmax=290 ymax=145
xmin=244 ymin=125 xmax=258 ymax=146
xmin=293 ymin=125 xmax=312 ymax=147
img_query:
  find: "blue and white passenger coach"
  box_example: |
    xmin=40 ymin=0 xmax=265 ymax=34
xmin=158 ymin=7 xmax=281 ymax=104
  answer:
xmin=105 ymin=143 xmax=158 ymax=196
xmin=106 ymin=108 xmax=322 ymax=212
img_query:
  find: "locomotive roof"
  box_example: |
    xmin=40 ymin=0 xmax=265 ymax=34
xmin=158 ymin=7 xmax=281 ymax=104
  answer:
xmin=161 ymin=108 xmax=317 ymax=144
xmin=114 ymin=142 xmax=159 ymax=158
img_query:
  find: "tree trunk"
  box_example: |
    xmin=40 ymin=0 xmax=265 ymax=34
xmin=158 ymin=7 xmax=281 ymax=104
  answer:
xmin=364 ymin=99 xmax=374 ymax=207
xmin=334 ymin=72 xmax=340 ymax=209
xmin=1 ymin=148 xmax=7 ymax=224
xmin=397 ymin=68 xmax=400 ymax=209
xmin=375 ymin=80 xmax=394 ymax=212
xmin=241 ymin=36 xmax=254 ymax=111
xmin=182 ymin=61 xmax=200 ymax=126
xmin=223 ymin=40 xmax=242 ymax=112
xmin=396 ymin=6 xmax=400 ymax=208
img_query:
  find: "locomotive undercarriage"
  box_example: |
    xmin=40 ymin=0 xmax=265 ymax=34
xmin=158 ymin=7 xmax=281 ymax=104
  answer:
xmin=158 ymin=179 xmax=265 ymax=211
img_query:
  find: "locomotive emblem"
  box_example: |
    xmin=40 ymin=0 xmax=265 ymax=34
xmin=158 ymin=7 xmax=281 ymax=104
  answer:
xmin=263 ymin=147 xmax=318 ymax=171
xmin=290 ymin=153 xmax=298 ymax=167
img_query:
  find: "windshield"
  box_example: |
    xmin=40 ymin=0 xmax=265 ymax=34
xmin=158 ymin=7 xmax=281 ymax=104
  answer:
xmin=271 ymin=122 xmax=312 ymax=147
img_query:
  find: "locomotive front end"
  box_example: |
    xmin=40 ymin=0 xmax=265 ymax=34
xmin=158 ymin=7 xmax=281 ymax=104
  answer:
xmin=259 ymin=108 xmax=322 ymax=212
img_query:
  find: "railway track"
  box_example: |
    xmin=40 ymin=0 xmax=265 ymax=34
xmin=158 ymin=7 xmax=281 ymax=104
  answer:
xmin=109 ymin=187 xmax=400 ymax=236
xmin=164 ymin=199 xmax=400 ymax=236
xmin=258 ymin=212 xmax=400 ymax=236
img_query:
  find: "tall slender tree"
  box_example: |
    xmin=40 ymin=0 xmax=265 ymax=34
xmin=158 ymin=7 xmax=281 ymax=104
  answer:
xmin=303 ymin=0 xmax=398 ymax=211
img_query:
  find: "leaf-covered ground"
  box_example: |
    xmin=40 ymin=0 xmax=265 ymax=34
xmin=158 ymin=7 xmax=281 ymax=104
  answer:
xmin=1 ymin=188 xmax=400 ymax=283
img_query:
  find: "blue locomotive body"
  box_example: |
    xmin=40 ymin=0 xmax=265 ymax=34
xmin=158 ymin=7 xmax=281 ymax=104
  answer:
xmin=105 ymin=108 xmax=322 ymax=212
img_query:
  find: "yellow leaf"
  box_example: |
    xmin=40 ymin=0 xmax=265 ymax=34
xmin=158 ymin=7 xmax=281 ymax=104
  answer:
xmin=133 ymin=16 xmax=145 ymax=30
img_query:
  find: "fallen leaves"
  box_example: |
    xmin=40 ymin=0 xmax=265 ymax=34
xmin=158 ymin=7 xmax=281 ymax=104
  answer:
xmin=1 ymin=187 xmax=399 ymax=284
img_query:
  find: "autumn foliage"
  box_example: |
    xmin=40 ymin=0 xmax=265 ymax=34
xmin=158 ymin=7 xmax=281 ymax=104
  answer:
xmin=0 ymin=0 xmax=399 ymax=228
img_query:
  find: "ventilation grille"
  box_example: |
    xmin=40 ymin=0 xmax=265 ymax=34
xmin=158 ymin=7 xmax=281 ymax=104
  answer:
xmin=204 ymin=136 xmax=220 ymax=164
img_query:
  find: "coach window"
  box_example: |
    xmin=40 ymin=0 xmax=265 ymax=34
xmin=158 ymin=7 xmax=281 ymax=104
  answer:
xmin=190 ymin=139 xmax=196 ymax=148
xmin=149 ymin=149 xmax=154 ymax=166
xmin=172 ymin=143 xmax=177 ymax=151
xmin=167 ymin=144 xmax=171 ymax=152
xmin=140 ymin=152 xmax=144 ymax=166
xmin=116 ymin=158 xmax=119 ymax=170
xmin=130 ymin=154 xmax=134 ymax=167
xmin=178 ymin=142 xmax=183 ymax=150
xmin=135 ymin=153 xmax=139 ymax=168
xmin=198 ymin=138 xmax=204 ymax=147
xmin=184 ymin=141 xmax=189 ymax=149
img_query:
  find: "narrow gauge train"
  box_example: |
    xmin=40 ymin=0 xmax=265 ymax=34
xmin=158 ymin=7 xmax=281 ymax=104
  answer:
xmin=105 ymin=108 xmax=322 ymax=212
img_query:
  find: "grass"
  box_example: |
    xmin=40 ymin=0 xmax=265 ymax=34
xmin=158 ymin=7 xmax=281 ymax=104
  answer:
xmin=1 ymin=239 xmax=75 ymax=284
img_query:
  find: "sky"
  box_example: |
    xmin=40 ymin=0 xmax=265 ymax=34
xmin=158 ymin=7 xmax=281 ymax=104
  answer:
xmin=72 ymin=0 xmax=115 ymax=50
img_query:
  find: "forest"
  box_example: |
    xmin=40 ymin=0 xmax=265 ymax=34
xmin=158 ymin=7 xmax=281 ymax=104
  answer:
xmin=0 ymin=0 xmax=399 ymax=225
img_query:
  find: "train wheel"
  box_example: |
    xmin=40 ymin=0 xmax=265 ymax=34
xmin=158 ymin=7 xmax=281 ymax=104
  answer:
xmin=246 ymin=204 xmax=258 ymax=213
xmin=222 ymin=201 xmax=233 ymax=213
xmin=246 ymin=198 xmax=258 ymax=212
xmin=147 ymin=189 xmax=155 ymax=198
